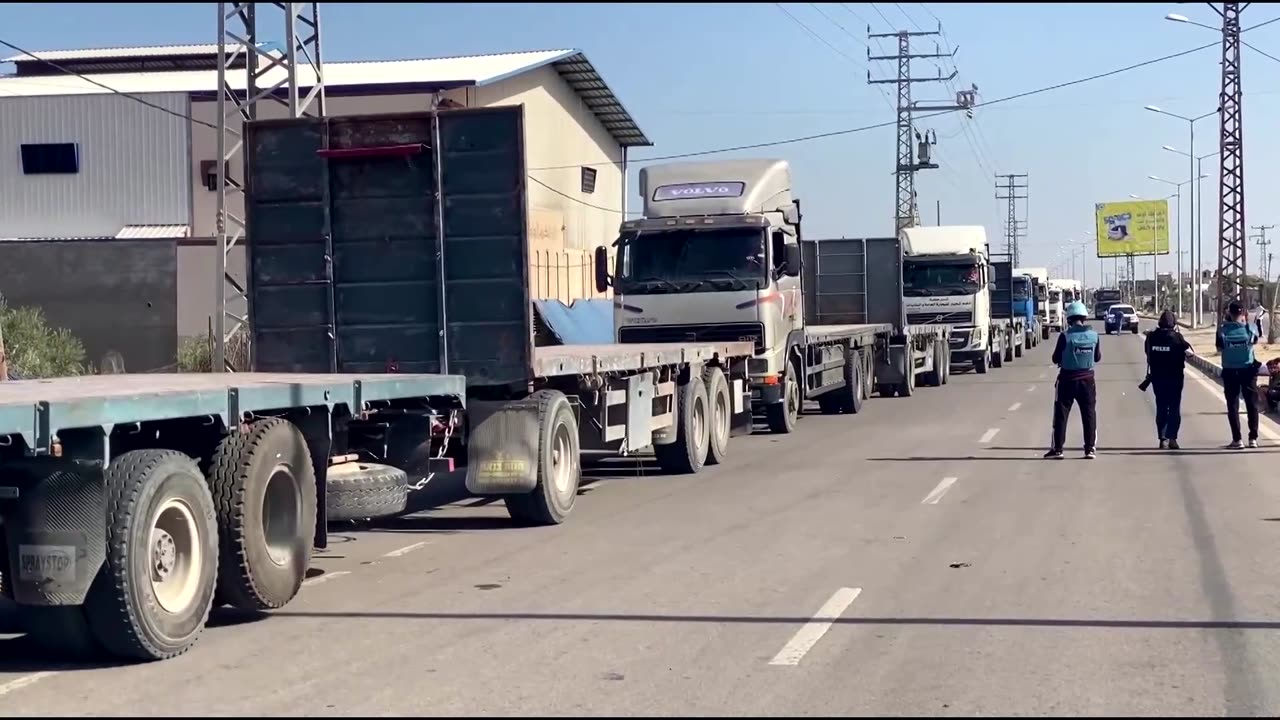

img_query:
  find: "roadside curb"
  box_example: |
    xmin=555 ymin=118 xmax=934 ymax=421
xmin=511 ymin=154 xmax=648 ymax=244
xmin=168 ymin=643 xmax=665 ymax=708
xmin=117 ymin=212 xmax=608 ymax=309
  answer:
xmin=1137 ymin=314 xmax=1224 ymax=384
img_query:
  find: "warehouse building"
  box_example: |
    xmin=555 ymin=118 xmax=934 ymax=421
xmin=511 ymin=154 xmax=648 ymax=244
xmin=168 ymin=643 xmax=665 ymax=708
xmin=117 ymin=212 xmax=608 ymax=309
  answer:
xmin=0 ymin=44 xmax=649 ymax=366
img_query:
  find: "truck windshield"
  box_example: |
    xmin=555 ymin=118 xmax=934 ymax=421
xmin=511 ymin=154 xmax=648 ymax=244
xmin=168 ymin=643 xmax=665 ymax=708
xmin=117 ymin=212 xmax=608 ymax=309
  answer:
xmin=616 ymin=227 xmax=766 ymax=293
xmin=1094 ymin=289 xmax=1122 ymax=303
xmin=903 ymin=262 xmax=982 ymax=296
xmin=1012 ymin=279 xmax=1031 ymax=301
xmin=1049 ymin=290 xmax=1061 ymax=303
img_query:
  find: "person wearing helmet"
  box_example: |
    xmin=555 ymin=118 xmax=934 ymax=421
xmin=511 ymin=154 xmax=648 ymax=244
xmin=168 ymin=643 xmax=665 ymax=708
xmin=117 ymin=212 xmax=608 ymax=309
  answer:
xmin=1045 ymin=300 xmax=1101 ymax=459
xmin=1217 ymin=300 xmax=1261 ymax=448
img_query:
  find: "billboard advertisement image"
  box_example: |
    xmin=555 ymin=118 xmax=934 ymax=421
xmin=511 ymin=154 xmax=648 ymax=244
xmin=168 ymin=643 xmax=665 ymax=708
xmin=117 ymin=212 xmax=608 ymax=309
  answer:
xmin=1094 ymin=200 xmax=1170 ymax=258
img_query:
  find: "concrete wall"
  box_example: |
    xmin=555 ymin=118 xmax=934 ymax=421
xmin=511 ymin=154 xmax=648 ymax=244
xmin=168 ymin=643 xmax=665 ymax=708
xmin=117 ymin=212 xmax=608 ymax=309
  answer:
xmin=0 ymin=93 xmax=189 ymax=238
xmin=0 ymin=238 xmax=178 ymax=372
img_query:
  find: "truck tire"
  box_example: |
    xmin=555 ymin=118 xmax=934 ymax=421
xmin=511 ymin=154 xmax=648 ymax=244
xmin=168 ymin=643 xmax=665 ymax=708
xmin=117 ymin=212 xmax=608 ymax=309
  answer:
xmin=655 ymin=374 xmax=711 ymax=471
xmin=941 ymin=347 xmax=951 ymax=384
xmin=765 ymin=357 xmax=802 ymax=434
xmin=898 ymin=356 xmax=916 ymax=397
xmin=921 ymin=342 xmax=943 ymax=387
xmin=1042 ymin=325 xmax=1050 ymax=341
xmin=326 ymin=462 xmax=409 ymax=522
xmin=505 ymin=390 xmax=581 ymax=525
xmin=1004 ymin=335 xmax=1015 ymax=363
xmin=703 ymin=366 xmax=732 ymax=465
xmin=974 ymin=352 xmax=989 ymax=375
xmin=991 ymin=343 xmax=1004 ymax=369
xmin=84 ymin=449 xmax=219 ymax=661
xmin=862 ymin=350 xmax=874 ymax=400
xmin=819 ymin=348 xmax=863 ymax=414
xmin=1014 ymin=340 xmax=1023 ymax=358
xmin=207 ymin=418 xmax=316 ymax=612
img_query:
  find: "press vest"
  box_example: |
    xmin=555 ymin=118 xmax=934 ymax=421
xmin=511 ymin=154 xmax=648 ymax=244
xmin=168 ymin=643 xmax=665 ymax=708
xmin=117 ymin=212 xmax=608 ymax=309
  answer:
xmin=1060 ymin=325 xmax=1098 ymax=372
xmin=1220 ymin=321 xmax=1256 ymax=369
xmin=1145 ymin=328 xmax=1186 ymax=376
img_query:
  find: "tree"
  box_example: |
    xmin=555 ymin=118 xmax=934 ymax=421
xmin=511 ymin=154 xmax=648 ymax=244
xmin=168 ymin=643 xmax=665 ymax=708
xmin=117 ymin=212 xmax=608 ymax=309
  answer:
xmin=0 ymin=296 xmax=86 ymax=379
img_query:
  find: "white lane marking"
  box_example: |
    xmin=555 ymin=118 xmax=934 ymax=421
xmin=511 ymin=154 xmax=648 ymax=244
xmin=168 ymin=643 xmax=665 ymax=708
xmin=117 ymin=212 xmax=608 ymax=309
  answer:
xmin=1008 ymin=402 xmax=1022 ymax=412
xmin=1027 ymin=385 xmax=1036 ymax=392
xmin=383 ymin=541 xmax=430 ymax=558
xmin=0 ymin=671 xmax=58 ymax=698
xmin=303 ymin=570 xmax=351 ymax=587
xmin=1187 ymin=366 xmax=1280 ymax=441
xmin=922 ymin=477 xmax=959 ymax=505
xmin=768 ymin=587 xmax=862 ymax=666
xmin=1038 ymin=371 xmax=1047 ymax=379
xmin=979 ymin=428 xmax=1000 ymax=443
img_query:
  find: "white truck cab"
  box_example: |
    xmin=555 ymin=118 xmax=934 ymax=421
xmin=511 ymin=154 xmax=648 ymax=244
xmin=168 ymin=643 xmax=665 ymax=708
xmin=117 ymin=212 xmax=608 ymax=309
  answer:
xmin=900 ymin=226 xmax=995 ymax=370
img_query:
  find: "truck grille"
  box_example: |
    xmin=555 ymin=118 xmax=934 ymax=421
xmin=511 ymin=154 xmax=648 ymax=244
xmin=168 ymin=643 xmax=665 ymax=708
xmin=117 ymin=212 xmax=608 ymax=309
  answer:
xmin=907 ymin=311 xmax=973 ymax=325
xmin=619 ymin=322 xmax=765 ymax=352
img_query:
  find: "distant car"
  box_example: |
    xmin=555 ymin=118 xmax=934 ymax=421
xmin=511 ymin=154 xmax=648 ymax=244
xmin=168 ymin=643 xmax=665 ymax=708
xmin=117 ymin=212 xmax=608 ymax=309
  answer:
xmin=1104 ymin=304 xmax=1139 ymax=334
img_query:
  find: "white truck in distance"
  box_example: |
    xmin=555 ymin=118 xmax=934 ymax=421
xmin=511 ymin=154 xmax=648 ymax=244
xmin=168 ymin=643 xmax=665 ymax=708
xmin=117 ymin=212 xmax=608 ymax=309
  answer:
xmin=1017 ymin=266 xmax=1051 ymax=340
xmin=901 ymin=226 xmax=1006 ymax=374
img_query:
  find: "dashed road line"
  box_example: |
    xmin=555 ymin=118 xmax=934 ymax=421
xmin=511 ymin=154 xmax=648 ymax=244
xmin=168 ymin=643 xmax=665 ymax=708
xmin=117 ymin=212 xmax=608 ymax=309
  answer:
xmin=1027 ymin=385 xmax=1037 ymax=392
xmin=921 ymin=477 xmax=959 ymax=505
xmin=1008 ymin=402 xmax=1022 ymax=412
xmin=384 ymin=541 xmax=431 ymax=558
xmin=303 ymin=570 xmax=351 ymax=587
xmin=979 ymin=428 xmax=1000 ymax=443
xmin=0 ymin=671 xmax=57 ymax=699
xmin=769 ymin=587 xmax=863 ymax=666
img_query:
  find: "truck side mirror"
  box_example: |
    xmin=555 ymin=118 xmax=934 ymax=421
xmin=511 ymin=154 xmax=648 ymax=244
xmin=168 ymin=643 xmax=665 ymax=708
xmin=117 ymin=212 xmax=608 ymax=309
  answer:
xmin=989 ymin=282 xmax=997 ymax=292
xmin=594 ymin=245 xmax=611 ymax=293
xmin=783 ymin=243 xmax=802 ymax=277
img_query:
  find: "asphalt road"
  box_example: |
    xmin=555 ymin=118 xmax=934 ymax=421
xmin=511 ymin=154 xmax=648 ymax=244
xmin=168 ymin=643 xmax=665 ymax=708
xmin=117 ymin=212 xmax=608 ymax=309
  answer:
xmin=5 ymin=331 xmax=1280 ymax=716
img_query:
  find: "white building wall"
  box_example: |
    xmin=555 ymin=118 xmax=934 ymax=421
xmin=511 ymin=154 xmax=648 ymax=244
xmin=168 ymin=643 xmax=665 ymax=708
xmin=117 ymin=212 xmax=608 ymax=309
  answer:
xmin=0 ymin=92 xmax=189 ymax=238
xmin=474 ymin=65 xmax=625 ymax=251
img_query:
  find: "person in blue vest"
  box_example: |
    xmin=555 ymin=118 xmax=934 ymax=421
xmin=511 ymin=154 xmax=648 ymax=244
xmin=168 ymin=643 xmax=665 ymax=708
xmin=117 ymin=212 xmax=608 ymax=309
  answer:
xmin=1045 ymin=301 xmax=1101 ymax=459
xmin=1216 ymin=301 xmax=1261 ymax=448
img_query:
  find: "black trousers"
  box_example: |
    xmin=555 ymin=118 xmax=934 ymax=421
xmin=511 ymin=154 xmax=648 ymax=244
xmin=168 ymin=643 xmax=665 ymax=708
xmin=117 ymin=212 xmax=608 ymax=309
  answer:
xmin=1222 ymin=366 xmax=1260 ymax=442
xmin=1151 ymin=376 xmax=1184 ymax=441
xmin=1052 ymin=375 xmax=1097 ymax=451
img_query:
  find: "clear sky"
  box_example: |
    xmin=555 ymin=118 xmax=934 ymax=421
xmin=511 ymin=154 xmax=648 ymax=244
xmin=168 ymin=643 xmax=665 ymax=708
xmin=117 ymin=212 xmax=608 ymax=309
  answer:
xmin=5 ymin=2 xmax=1280 ymax=285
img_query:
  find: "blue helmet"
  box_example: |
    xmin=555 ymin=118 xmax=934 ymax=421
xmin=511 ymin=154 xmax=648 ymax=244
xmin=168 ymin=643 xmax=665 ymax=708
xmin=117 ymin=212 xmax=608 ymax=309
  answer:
xmin=1065 ymin=301 xmax=1089 ymax=320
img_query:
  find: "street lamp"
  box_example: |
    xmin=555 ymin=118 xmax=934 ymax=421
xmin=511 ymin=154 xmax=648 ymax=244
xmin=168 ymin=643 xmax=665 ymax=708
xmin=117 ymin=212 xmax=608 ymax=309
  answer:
xmin=1145 ymin=105 xmax=1217 ymax=326
xmin=1149 ymin=174 xmax=1207 ymax=317
xmin=1163 ymin=144 xmax=1219 ymax=328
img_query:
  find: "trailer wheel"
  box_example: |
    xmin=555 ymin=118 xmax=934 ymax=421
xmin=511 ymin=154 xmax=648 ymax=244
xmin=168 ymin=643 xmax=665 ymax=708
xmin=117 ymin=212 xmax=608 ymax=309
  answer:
xmin=1042 ymin=325 xmax=1050 ymax=341
xmin=765 ymin=357 xmax=802 ymax=434
xmin=991 ymin=343 xmax=1004 ymax=369
xmin=83 ymin=449 xmax=218 ymax=661
xmin=974 ymin=352 xmax=989 ymax=375
xmin=940 ymin=347 xmax=951 ymax=385
xmin=207 ymin=418 xmax=316 ymax=612
xmin=862 ymin=350 xmax=874 ymax=401
xmin=842 ymin=348 xmax=865 ymax=413
xmin=504 ymin=390 xmax=581 ymax=525
xmin=656 ymin=374 xmax=712 ymax=471
xmin=703 ymin=366 xmax=732 ymax=465
xmin=898 ymin=354 xmax=916 ymax=397
xmin=1004 ymin=338 xmax=1015 ymax=363
xmin=326 ymin=462 xmax=410 ymax=522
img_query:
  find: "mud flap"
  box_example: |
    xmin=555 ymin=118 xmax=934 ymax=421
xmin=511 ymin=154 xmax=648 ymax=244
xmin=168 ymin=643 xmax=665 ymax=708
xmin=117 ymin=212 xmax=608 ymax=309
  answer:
xmin=465 ymin=398 xmax=542 ymax=495
xmin=1 ymin=459 xmax=106 ymax=606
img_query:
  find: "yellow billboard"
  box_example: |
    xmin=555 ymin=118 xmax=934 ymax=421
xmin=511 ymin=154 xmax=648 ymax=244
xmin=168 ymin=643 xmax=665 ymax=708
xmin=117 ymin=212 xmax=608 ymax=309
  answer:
xmin=1095 ymin=200 xmax=1170 ymax=257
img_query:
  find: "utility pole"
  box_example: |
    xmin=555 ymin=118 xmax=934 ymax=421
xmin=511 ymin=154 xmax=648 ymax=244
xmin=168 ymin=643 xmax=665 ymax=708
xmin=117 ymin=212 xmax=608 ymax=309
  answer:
xmin=1215 ymin=2 xmax=1246 ymax=320
xmin=994 ymin=173 xmax=1028 ymax=266
xmin=867 ymin=23 xmax=974 ymax=232
xmin=1252 ymin=224 xmax=1273 ymax=279
xmin=214 ymin=2 xmax=326 ymax=372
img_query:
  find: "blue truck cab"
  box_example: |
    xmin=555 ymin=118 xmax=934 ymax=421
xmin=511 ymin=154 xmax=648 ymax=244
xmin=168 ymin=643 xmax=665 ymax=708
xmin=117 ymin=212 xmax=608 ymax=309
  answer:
xmin=1012 ymin=273 xmax=1041 ymax=348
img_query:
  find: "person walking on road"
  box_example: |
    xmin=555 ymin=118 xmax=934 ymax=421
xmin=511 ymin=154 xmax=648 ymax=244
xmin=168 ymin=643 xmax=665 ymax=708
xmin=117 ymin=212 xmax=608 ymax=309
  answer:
xmin=1218 ymin=301 xmax=1262 ymax=448
xmin=1046 ymin=301 xmax=1101 ymax=460
xmin=1144 ymin=310 xmax=1193 ymax=450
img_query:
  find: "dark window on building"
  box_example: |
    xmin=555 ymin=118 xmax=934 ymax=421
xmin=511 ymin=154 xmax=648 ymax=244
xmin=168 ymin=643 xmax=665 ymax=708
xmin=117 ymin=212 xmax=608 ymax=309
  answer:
xmin=581 ymin=166 xmax=597 ymax=195
xmin=20 ymin=143 xmax=80 ymax=175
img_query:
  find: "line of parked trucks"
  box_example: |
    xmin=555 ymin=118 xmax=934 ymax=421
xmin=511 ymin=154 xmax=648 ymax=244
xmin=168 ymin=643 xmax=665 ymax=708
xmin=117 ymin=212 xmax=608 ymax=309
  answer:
xmin=0 ymin=105 xmax=1059 ymax=663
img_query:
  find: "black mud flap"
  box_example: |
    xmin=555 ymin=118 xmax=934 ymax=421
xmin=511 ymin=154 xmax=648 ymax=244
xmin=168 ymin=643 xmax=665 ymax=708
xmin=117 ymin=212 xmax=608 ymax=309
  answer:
xmin=1 ymin=459 xmax=106 ymax=606
xmin=465 ymin=399 xmax=542 ymax=495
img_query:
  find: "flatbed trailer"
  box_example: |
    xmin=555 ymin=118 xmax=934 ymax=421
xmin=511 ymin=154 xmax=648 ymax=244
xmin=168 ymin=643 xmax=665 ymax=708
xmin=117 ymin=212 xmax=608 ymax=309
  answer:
xmin=0 ymin=105 xmax=758 ymax=664
xmin=801 ymin=236 xmax=952 ymax=401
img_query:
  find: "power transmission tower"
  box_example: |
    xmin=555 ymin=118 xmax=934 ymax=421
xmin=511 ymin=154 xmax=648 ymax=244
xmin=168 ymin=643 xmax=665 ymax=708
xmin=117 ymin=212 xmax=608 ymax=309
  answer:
xmin=867 ymin=24 xmax=975 ymax=232
xmin=1253 ymin=224 xmax=1273 ymax=279
xmin=214 ymin=2 xmax=327 ymax=372
xmin=994 ymin=173 xmax=1028 ymax=265
xmin=1215 ymin=1 xmax=1246 ymax=318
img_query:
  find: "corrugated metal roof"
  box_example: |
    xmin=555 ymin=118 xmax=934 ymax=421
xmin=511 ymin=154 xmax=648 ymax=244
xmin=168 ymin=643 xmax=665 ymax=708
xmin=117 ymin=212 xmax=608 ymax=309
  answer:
xmin=0 ymin=47 xmax=652 ymax=147
xmin=1 ymin=44 xmax=230 ymax=63
xmin=116 ymin=224 xmax=190 ymax=239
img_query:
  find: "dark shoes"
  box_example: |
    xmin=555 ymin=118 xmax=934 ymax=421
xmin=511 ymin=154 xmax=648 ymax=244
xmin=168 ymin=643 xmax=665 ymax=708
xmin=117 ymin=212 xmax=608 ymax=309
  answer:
xmin=1168 ymin=439 xmax=1180 ymax=450
xmin=1043 ymin=449 xmax=1064 ymax=460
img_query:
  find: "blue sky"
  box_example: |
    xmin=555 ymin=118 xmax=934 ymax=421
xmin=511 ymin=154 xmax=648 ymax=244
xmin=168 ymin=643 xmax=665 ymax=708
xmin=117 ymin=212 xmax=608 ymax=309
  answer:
xmin=5 ymin=2 xmax=1280 ymax=285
